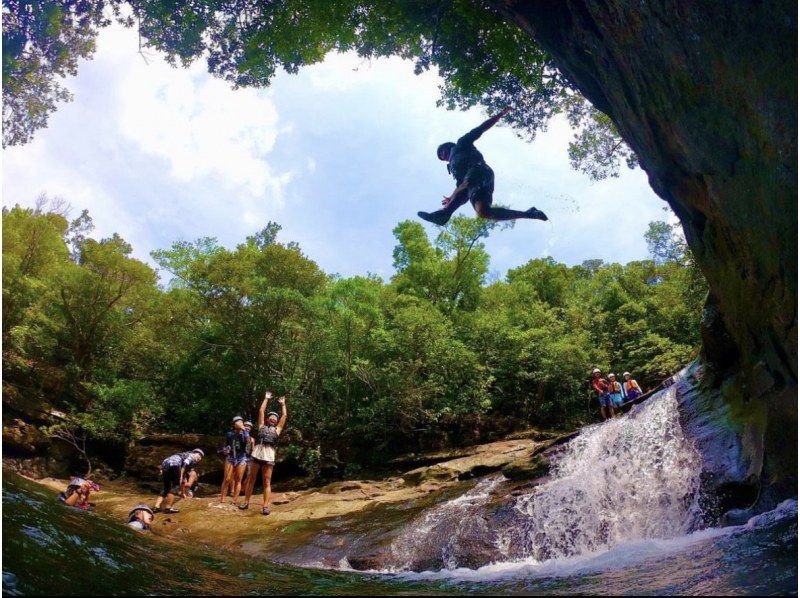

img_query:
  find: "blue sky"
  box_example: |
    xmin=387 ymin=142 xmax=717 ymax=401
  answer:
xmin=2 ymin=24 xmax=670 ymax=282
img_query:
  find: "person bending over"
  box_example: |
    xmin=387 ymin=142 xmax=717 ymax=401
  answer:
xmin=239 ymin=391 xmax=288 ymax=515
xmin=418 ymin=106 xmax=549 ymax=226
xmin=154 ymin=448 xmax=204 ymax=513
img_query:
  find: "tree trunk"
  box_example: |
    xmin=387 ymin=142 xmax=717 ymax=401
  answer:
xmin=492 ymin=0 xmax=796 ymax=500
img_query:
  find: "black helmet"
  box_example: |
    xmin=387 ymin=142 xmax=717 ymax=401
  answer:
xmin=437 ymin=142 xmax=455 ymax=161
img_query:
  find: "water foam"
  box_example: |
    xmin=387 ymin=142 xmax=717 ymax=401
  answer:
xmin=504 ymin=385 xmax=703 ymax=562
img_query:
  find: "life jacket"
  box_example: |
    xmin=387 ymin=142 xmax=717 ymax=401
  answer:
xmin=625 ymin=379 xmax=640 ymax=393
xmin=609 ymin=381 xmax=623 ymax=394
xmin=258 ymin=425 xmax=279 ymax=446
xmin=225 ymin=431 xmax=249 ymax=459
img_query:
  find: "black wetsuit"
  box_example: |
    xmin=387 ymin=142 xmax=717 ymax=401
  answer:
xmin=448 ymin=124 xmax=495 ymax=208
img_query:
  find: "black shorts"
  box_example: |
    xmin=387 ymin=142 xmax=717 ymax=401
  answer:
xmin=161 ymin=466 xmax=181 ymax=497
xmin=465 ymin=163 xmax=494 ymax=207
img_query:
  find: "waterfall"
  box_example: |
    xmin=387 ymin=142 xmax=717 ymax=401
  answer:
xmin=381 ymin=385 xmax=705 ymax=572
xmin=501 ymin=385 xmax=703 ymax=562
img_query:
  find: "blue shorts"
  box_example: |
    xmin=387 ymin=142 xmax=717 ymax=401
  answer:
xmin=610 ymin=393 xmax=624 ymax=407
xmin=226 ymin=455 xmax=247 ymax=467
xmin=598 ymin=393 xmax=613 ymax=408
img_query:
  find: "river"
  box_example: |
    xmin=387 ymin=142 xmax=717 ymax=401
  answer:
xmin=3 ymin=386 xmax=797 ymax=595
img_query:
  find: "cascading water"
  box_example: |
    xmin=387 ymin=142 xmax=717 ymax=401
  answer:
xmin=385 ymin=476 xmax=504 ymax=572
xmin=500 ymin=385 xmax=703 ymax=562
xmin=380 ymin=385 xmax=706 ymax=572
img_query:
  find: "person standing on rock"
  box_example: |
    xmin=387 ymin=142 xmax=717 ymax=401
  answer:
xmin=241 ymin=420 xmax=255 ymax=492
xmin=154 ymin=448 xmax=204 ymax=513
xmin=239 ymin=391 xmax=288 ymax=515
xmin=418 ymin=105 xmax=549 ymax=226
xmin=607 ymin=373 xmax=625 ymax=409
xmin=622 ymin=372 xmax=642 ymax=401
xmin=220 ymin=416 xmax=250 ymax=506
xmin=591 ymin=368 xmax=615 ymax=420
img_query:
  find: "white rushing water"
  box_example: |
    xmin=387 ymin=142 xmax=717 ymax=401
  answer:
xmin=378 ymin=385 xmax=710 ymax=574
xmin=501 ymin=385 xmax=704 ymax=562
xmin=385 ymin=475 xmax=504 ymax=572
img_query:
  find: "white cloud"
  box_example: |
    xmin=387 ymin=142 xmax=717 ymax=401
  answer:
xmin=110 ymin=35 xmax=285 ymax=205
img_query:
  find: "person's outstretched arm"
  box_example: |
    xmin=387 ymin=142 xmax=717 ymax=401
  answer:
xmin=258 ymin=391 xmax=272 ymax=429
xmin=459 ymin=106 xmax=512 ymax=145
xmin=276 ymin=397 xmax=288 ymax=435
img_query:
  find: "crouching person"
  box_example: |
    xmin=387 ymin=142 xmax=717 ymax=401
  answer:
xmin=58 ymin=478 xmax=100 ymax=510
xmin=154 ymin=448 xmax=204 ymax=513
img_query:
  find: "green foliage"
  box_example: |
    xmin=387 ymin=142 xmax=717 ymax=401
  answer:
xmin=3 ymin=203 xmax=706 ymax=466
xmin=2 ymin=0 xmax=110 ymax=146
xmin=4 ymin=1 xmax=635 ymax=178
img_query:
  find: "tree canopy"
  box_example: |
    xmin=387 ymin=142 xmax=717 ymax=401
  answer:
xmin=3 ymin=199 xmax=704 ymax=474
xmin=2 ymin=0 xmax=637 ymax=178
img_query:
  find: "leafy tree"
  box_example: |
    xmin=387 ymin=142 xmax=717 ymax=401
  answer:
xmin=3 ymin=0 xmax=635 ymax=177
xmin=2 ymin=0 xmax=110 ymax=146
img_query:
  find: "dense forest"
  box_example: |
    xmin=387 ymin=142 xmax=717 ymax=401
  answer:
xmin=3 ymin=198 xmax=705 ymax=474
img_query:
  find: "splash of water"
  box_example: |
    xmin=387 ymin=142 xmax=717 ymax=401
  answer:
xmin=503 ymin=386 xmax=703 ymax=561
xmin=382 ymin=386 xmax=704 ymax=572
xmin=385 ymin=476 xmax=503 ymax=572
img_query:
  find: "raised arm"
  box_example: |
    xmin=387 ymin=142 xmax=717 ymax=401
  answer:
xmin=258 ymin=391 xmax=272 ymax=429
xmin=276 ymin=397 xmax=288 ymax=434
xmin=458 ymin=106 xmax=512 ymax=145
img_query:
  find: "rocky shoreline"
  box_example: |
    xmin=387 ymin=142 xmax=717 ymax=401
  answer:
xmin=23 ymin=432 xmax=569 ymax=570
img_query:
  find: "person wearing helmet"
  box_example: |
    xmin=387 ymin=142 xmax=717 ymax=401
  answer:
xmin=607 ymin=373 xmax=625 ymax=408
xmin=219 ymin=416 xmax=250 ymax=506
xmin=241 ymin=420 xmax=255 ymax=490
xmin=239 ymin=391 xmax=288 ymax=515
xmin=418 ymin=106 xmax=548 ymax=226
xmin=590 ymin=368 xmax=615 ymax=420
xmin=154 ymin=448 xmax=204 ymax=513
xmin=623 ymin=372 xmax=643 ymax=401
xmin=127 ymin=504 xmax=155 ymax=531
xmin=57 ymin=478 xmax=100 ymax=510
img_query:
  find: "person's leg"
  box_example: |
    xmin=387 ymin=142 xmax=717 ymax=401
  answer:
xmin=418 ymin=192 xmax=469 ymax=225
xmin=261 ymin=464 xmax=274 ymax=513
xmin=220 ymin=460 xmax=233 ymax=503
xmin=473 ymin=197 xmax=548 ymax=221
xmin=241 ymin=462 xmax=261 ymax=508
xmin=232 ymin=461 xmax=246 ymax=505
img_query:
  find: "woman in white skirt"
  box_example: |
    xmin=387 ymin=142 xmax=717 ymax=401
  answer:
xmin=239 ymin=391 xmax=287 ymax=515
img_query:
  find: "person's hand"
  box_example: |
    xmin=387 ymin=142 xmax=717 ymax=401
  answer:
xmin=264 ymin=390 xmax=272 ymax=400
xmin=442 ymin=195 xmax=453 ymax=207
xmin=278 ymin=396 xmax=286 ymax=406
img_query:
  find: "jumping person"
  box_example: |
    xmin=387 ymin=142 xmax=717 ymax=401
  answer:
xmin=239 ymin=391 xmax=288 ymax=515
xmin=154 ymin=448 xmax=204 ymax=513
xmin=418 ymin=106 xmax=549 ymax=226
xmin=219 ymin=416 xmax=250 ymax=506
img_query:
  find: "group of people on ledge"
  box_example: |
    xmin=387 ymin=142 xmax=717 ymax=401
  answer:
xmin=55 ymin=390 xmax=288 ymax=532
xmin=590 ymin=368 xmax=643 ymax=420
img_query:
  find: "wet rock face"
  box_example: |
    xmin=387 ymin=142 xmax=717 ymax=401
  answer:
xmin=493 ymin=0 xmax=797 ymax=493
